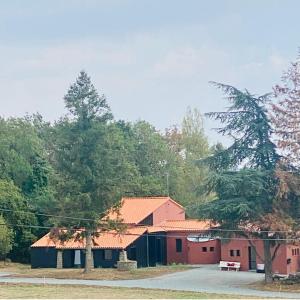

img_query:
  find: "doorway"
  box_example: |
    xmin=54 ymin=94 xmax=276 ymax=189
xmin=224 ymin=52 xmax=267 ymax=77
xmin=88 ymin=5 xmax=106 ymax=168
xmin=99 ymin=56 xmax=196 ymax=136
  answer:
xmin=156 ymin=238 xmax=162 ymax=264
xmin=248 ymin=246 xmax=257 ymax=270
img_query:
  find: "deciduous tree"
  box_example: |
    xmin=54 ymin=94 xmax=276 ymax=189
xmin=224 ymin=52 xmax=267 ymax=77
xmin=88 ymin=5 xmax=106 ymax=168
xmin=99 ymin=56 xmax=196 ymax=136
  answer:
xmin=165 ymin=108 xmax=211 ymax=213
xmin=0 ymin=216 xmax=12 ymax=261
xmin=272 ymin=54 xmax=300 ymax=167
xmin=0 ymin=180 xmax=37 ymax=262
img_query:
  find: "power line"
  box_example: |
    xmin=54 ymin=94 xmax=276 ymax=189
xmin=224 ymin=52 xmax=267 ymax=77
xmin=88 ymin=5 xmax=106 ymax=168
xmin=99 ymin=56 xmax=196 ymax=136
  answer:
xmin=1 ymin=206 xmax=299 ymax=235
xmin=0 ymin=223 xmax=52 ymax=230
xmin=0 ymin=207 xmax=96 ymax=222
xmin=1 ymin=223 xmax=298 ymax=242
xmin=134 ymin=222 xmax=298 ymax=234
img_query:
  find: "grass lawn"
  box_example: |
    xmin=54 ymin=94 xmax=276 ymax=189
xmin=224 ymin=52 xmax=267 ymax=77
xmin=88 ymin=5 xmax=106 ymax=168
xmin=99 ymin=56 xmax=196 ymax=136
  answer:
xmin=249 ymin=280 xmax=300 ymax=293
xmin=0 ymin=283 xmax=254 ymax=299
xmin=0 ymin=263 xmax=193 ymax=280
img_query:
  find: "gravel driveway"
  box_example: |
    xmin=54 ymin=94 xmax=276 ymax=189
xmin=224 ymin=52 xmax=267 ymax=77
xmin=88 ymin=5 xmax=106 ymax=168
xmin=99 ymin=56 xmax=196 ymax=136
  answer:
xmin=0 ymin=264 xmax=299 ymax=298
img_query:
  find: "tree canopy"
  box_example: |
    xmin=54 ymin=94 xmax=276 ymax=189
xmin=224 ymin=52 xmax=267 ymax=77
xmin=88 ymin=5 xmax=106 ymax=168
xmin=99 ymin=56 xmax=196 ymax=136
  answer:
xmin=198 ymin=82 xmax=296 ymax=283
xmin=0 ymin=215 xmax=12 ymax=260
xmin=272 ymin=54 xmax=300 ymax=168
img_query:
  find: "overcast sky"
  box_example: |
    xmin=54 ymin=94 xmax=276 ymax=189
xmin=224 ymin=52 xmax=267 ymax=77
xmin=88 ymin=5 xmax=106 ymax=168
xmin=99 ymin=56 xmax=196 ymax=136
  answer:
xmin=0 ymin=0 xmax=299 ymax=144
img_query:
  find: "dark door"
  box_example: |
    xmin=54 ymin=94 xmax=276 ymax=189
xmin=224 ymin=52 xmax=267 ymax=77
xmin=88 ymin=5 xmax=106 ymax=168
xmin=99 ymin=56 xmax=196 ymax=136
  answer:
xmin=248 ymin=246 xmax=256 ymax=270
xmin=130 ymin=247 xmax=137 ymax=261
xmin=156 ymin=238 xmax=162 ymax=264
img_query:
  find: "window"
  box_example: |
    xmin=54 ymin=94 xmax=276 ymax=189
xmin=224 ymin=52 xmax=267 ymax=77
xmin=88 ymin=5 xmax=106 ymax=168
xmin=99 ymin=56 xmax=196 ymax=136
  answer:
xmin=292 ymin=248 xmax=300 ymax=256
xmin=209 ymin=247 xmax=214 ymax=252
xmin=176 ymin=239 xmax=182 ymax=252
xmin=230 ymin=249 xmax=240 ymax=257
xmin=104 ymin=249 xmax=113 ymax=260
xmin=202 ymin=247 xmax=207 ymax=252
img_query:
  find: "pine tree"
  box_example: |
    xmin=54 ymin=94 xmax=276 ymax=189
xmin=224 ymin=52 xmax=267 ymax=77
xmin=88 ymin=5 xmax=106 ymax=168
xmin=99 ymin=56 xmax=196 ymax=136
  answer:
xmin=51 ymin=71 xmax=135 ymax=273
xmin=199 ymin=82 xmax=286 ymax=283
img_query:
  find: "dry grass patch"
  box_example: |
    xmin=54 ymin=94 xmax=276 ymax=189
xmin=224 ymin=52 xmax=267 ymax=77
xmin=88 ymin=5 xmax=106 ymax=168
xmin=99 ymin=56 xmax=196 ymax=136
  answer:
xmin=249 ymin=280 xmax=300 ymax=293
xmin=1 ymin=263 xmax=192 ymax=280
xmin=0 ymin=283 xmax=255 ymax=299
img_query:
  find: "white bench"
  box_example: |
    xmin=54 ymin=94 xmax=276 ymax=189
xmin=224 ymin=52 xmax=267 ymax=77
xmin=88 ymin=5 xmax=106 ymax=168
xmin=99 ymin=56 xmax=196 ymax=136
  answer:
xmin=219 ymin=261 xmax=240 ymax=271
xmin=273 ymin=273 xmax=288 ymax=281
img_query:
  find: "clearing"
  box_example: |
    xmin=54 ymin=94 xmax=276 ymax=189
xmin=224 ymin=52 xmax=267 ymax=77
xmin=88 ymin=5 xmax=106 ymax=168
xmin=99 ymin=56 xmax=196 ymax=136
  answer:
xmin=0 ymin=283 xmax=255 ymax=299
xmin=249 ymin=281 xmax=300 ymax=293
xmin=0 ymin=263 xmax=192 ymax=280
xmin=2 ymin=264 xmax=300 ymax=298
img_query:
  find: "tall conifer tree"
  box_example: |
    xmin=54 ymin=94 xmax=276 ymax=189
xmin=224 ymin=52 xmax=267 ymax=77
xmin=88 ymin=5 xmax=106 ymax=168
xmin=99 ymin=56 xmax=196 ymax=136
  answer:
xmin=198 ymin=82 xmax=289 ymax=283
xmin=52 ymin=71 xmax=134 ymax=273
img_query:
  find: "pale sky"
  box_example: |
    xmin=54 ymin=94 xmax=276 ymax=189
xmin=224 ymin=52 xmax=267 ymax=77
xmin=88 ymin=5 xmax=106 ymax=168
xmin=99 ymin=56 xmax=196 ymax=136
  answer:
xmin=0 ymin=0 xmax=299 ymax=144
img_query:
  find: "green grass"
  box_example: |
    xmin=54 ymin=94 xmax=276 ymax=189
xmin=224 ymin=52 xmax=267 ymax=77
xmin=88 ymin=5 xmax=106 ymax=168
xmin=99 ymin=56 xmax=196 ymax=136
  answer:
xmin=0 ymin=283 xmax=255 ymax=299
xmin=1 ymin=262 xmax=193 ymax=280
xmin=249 ymin=280 xmax=300 ymax=293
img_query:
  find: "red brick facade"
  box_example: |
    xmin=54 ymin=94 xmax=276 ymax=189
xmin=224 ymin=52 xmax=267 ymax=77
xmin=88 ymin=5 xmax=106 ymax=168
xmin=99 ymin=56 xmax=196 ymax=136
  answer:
xmin=152 ymin=200 xmax=185 ymax=225
xmin=220 ymin=239 xmax=300 ymax=274
xmin=166 ymin=232 xmax=221 ymax=264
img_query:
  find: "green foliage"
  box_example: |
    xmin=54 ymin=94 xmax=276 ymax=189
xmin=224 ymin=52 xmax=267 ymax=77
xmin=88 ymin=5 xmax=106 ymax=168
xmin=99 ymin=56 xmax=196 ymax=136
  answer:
xmin=116 ymin=110 xmax=211 ymax=206
xmin=49 ymin=72 xmax=138 ymax=231
xmin=198 ymin=169 xmax=275 ymax=226
xmin=165 ymin=108 xmax=212 ymax=214
xmin=64 ymin=70 xmax=112 ymax=123
xmin=0 ymin=215 xmax=12 ymax=259
xmin=200 ymin=83 xmax=280 ymax=225
xmin=199 ymin=82 xmax=290 ymax=282
xmin=206 ymin=83 xmax=279 ymax=170
xmin=0 ymin=71 xmax=211 ymax=263
xmin=182 ymin=107 xmax=210 ymax=160
xmin=131 ymin=121 xmax=170 ymax=195
xmin=0 ymin=180 xmax=37 ymax=262
xmin=0 ymin=117 xmax=53 ymax=207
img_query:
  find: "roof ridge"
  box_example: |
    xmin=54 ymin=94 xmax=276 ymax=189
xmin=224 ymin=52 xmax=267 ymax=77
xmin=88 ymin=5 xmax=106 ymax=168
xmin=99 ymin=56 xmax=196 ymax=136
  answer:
xmin=121 ymin=196 xmax=170 ymax=199
xmin=165 ymin=219 xmax=202 ymax=222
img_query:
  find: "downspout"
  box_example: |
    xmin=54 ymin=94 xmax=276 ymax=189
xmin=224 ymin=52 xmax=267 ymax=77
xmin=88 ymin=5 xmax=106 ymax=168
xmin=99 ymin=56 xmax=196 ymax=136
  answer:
xmin=146 ymin=233 xmax=149 ymax=267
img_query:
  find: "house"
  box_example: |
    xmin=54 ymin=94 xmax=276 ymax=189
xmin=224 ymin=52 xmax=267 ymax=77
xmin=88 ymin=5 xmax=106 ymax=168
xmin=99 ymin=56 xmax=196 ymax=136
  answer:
xmin=161 ymin=220 xmax=221 ymax=265
xmin=31 ymin=227 xmax=153 ymax=268
xmin=31 ymin=196 xmax=218 ymax=268
xmin=220 ymin=238 xmax=300 ymax=274
xmin=31 ymin=196 xmax=300 ymax=274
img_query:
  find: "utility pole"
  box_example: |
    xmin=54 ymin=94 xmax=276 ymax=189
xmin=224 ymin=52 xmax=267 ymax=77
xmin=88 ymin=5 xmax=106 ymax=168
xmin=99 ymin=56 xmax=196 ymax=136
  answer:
xmin=166 ymin=172 xmax=169 ymax=196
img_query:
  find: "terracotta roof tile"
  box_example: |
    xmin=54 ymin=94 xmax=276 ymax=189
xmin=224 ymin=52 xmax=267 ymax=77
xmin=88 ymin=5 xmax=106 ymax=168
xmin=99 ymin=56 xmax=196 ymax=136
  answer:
xmin=145 ymin=219 xmax=214 ymax=233
xmin=31 ymin=227 xmax=147 ymax=250
xmin=107 ymin=197 xmax=182 ymax=224
xmin=146 ymin=226 xmax=166 ymax=233
xmin=158 ymin=219 xmax=213 ymax=232
xmin=30 ymin=233 xmax=57 ymax=248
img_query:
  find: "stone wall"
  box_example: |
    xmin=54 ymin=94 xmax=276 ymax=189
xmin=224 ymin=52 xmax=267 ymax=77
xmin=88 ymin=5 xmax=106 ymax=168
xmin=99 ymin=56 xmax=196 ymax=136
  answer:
xmin=56 ymin=250 xmax=63 ymax=269
xmin=117 ymin=260 xmax=137 ymax=271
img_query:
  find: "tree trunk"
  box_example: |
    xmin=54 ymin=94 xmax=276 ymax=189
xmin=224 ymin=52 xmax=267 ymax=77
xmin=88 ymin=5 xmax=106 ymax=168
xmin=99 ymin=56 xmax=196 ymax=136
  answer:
xmin=84 ymin=230 xmax=93 ymax=273
xmin=263 ymin=233 xmax=273 ymax=283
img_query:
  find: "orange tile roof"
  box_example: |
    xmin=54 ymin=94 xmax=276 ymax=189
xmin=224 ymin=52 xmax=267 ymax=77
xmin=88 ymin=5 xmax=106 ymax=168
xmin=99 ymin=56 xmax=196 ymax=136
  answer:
xmin=93 ymin=227 xmax=147 ymax=249
xmin=31 ymin=227 xmax=147 ymax=250
xmin=31 ymin=232 xmax=57 ymax=248
xmin=146 ymin=226 xmax=166 ymax=233
xmin=158 ymin=219 xmax=213 ymax=232
xmin=142 ymin=219 xmax=214 ymax=233
xmin=107 ymin=197 xmax=183 ymax=224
